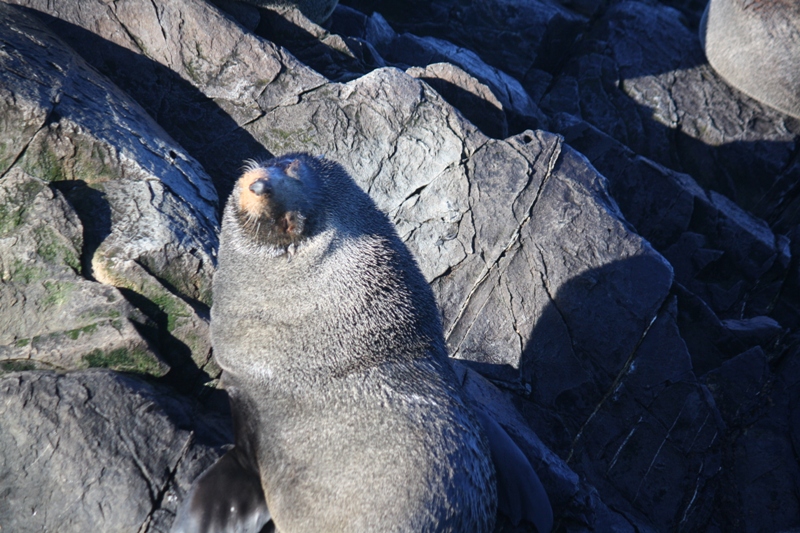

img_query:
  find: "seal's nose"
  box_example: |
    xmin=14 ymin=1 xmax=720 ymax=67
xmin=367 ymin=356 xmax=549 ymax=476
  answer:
xmin=249 ymin=179 xmax=273 ymax=197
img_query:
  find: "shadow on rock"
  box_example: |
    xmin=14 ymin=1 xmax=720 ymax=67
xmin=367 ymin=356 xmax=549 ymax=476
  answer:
xmin=20 ymin=7 xmax=272 ymax=204
xmin=469 ymin=255 xmax=800 ymax=531
xmin=538 ymin=1 xmax=800 ymax=233
xmin=50 ymin=180 xmax=111 ymax=278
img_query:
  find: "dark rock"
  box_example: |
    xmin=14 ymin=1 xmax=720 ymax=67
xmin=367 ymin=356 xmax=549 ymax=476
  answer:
xmin=703 ymin=345 xmax=800 ymax=531
xmin=0 ymin=370 xmax=230 ymax=532
xmin=380 ymin=32 xmax=549 ymax=134
xmin=552 ymin=112 xmax=791 ymax=322
xmin=541 ymin=0 xmax=800 ymax=229
xmin=254 ymin=4 xmax=386 ymax=82
xmin=342 ymin=0 xmax=588 ymax=78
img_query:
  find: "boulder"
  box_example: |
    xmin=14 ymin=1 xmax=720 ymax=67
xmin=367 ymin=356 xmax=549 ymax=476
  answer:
xmin=0 ymin=369 xmax=230 ymax=533
xmin=541 ymin=1 xmax=800 ymax=230
xmin=0 ymin=5 xmax=219 ymax=377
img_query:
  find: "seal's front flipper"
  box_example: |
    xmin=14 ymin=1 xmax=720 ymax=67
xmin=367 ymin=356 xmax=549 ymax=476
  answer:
xmin=171 ymin=449 xmax=272 ymax=533
xmin=475 ymin=409 xmax=554 ymax=533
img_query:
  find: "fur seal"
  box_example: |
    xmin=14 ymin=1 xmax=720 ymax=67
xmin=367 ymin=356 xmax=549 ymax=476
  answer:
xmin=700 ymin=0 xmax=800 ymax=118
xmin=237 ymin=0 xmax=339 ymax=24
xmin=172 ymin=153 xmax=552 ymax=533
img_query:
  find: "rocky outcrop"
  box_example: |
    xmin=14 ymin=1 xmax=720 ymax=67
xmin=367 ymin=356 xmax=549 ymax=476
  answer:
xmin=0 ymin=369 xmax=231 ymax=532
xmin=0 ymin=0 xmax=798 ymax=531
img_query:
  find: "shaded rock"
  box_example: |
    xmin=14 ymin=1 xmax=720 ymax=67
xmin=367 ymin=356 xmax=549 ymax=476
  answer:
xmin=253 ymin=3 xmax=386 ymax=82
xmin=455 ymin=361 xmax=647 ymax=532
xmin=252 ymin=3 xmax=547 ymax=137
xmin=0 ymin=370 xmax=231 ymax=533
xmin=552 ymin=112 xmax=791 ymax=321
xmin=407 ymin=62 xmax=509 ymax=139
xmin=210 ymin=0 xmax=262 ymax=31
xmin=541 ymin=0 xmax=800 ymax=229
xmin=239 ymin=0 xmax=340 ymax=24
xmin=381 ymin=32 xmax=549 ymax=133
xmin=720 ymin=316 xmax=783 ymax=353
xmin=703 ymin=346 xmax=800 ymax=531
xmin=0 ymin=168 xmax=164 ymax=375
xmin=342 ymin=0 xmax=588 ymax=78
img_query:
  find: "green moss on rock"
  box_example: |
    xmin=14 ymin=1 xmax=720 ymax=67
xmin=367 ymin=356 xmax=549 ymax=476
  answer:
xmin=42 ymin=280 xmax=75 ymax=309
xmin=81 ymin=347 xmax=165 ymax=376
xmin=0 ymin=360 xmax=36 ymax=372
xmin=66 ymin=323 xmax=99 ymax=340
xmin=33 ymin=225 xmax=81 ymax=273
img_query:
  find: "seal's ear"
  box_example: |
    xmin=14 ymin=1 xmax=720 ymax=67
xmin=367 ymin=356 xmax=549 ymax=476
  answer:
xmin=285 ymin=158 xmax=303 ymax=178
xmin=171 ymin=450 xmax=272 ymax=533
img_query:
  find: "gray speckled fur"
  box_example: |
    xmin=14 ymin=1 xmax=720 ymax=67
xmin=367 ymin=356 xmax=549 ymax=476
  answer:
xmin=236 ymin=0 xmax=339 ymax=23
xmin=212 ymin=153 xmax=497 ymax=532
xmin=701 ymin=0 xmax=800 ymax=118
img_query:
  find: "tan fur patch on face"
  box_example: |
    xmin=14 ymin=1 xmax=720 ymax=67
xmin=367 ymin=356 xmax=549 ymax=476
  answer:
xmin=238 ymin=168 xmax=269 ymax=216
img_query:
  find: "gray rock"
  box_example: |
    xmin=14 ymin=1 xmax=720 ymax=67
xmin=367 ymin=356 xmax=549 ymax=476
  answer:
xmin=0 ymin=168 xmax=164 ymax=376
xmin=0 ymin=4 xmax=219 ymax=375
xmin=0 ymin=370 xmax=230 ymax=533
xmin=541 ymin=0 xmax=800 ymax=228
xmin=406 ymin=62 xmax=509 ymax=139
xmin=253 ymin=4 xmax=387 ymax=82
xmin=349 ymin=0 xmax=588 ymax=81
xmin=552 ymin=112 xmax=791 ymax=322
xmin=703 ymin=345 xmax=800 ymax=531
xmin=239 ymin=0 xmax=340 ymax=24
xmin=6 ymin=0 xmax=328 ymax=196
xmin=381 ymin=33 xmax=549 ymax=134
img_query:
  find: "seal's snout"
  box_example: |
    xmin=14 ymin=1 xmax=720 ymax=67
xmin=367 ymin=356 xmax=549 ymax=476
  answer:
xmin=249 ymin=179 xmax=273 ymax=197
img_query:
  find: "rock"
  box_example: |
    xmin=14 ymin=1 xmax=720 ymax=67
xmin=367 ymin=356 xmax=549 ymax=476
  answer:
xmin=0 ymin=168 xmax=164 ymax=376
xmin=703 ymin=345 xmax=800 ymax=531
xmin=552 ymin=112 xmax=791 ymax=322
xmin=541 ymin=0 xmax=800 ymax=229
xmin=239 ymin=0 xmax=340 ymax=24
xmin=6 ymin=0 xmax=328 ymax=197
xmin=344 ymin=0 xmax=588 ymax=79
xmin=0 ymin=3 xmax=219 ymax=377
xmin=0 ymin=369 xmax=231 ymax=533
xmin=455 ymin=361 xmax=639 ymax=532
xmin=407 ymin=62 xmax=509 ymax=139
xmin=253 ymin=4 xmax=386 ymax=82
xmin=381 ymin=33 xmax=549 ymax=134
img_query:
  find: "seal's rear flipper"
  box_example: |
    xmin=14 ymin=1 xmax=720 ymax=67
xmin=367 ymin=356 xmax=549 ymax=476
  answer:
xmin=171 ymin=449 xmax=272 ymax=533
xmin=475 ymin=409 xmax=554 ymax=533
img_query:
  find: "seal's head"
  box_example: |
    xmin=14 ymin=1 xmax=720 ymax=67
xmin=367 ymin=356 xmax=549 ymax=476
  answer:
xmin=234 ymin=154 xmax=322 ymax=250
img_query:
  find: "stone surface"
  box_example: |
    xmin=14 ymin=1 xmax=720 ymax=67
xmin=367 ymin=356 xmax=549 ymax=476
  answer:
xmin=0 ymin=4 xmax=220 ymax=378
xmin=0 ymin=0 xmax=799 ymax=531
xmin=0 ymin=369 xmax=230 ymax=533
xmin=540 ymin=0 xmax=800 ymax=230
